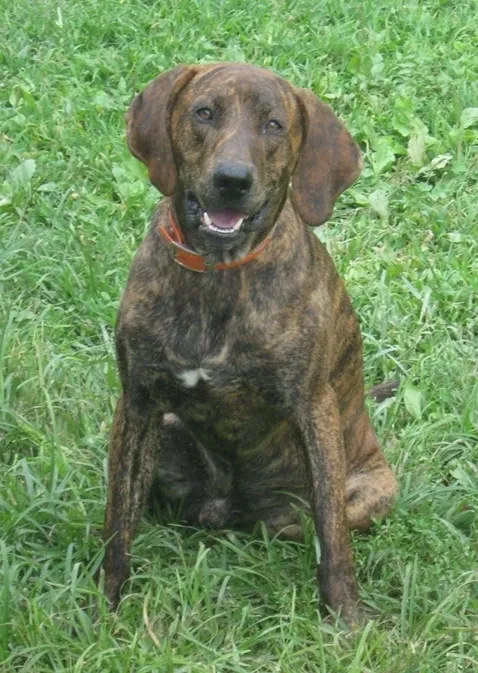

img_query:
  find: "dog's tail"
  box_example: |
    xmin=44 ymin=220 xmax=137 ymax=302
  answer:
xmin=368 ymin=380 xmax=399 ymax=403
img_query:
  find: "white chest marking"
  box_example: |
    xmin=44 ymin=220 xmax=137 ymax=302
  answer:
xmin=177 ymin=368 xmax=212 ymax=388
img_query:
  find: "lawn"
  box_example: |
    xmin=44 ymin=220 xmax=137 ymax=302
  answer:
xmin=1 ymin=0 xmax=477 ymax=671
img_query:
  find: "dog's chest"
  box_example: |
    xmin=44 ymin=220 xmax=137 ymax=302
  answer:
xmin=176 ymin=367 xmax=212 ymax=388
xmin=143 ymin=320 xmax=286 ymax=421
xmin=123 ymin=266 xmax=313 ymax=419
xmin=161 ymin=343 xmax=264 ymax=400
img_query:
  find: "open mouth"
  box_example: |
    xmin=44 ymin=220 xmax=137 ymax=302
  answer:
xmin=184 ymin=191 xmax=270 ymax=243
xmin=200 ymin=208 xmax=247 ymax=235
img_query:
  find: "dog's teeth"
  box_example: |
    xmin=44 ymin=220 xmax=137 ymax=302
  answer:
xmin=203 ymin=213 xmax=244 ymax=233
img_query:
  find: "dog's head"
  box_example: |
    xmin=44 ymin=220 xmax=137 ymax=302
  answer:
xmin=127 ymin=63 xmax=361 ymax=255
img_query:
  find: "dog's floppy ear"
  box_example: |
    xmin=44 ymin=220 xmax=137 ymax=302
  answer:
xmin=291 ymin=88 xmax=362 ymax=226
xmin=126 ymin=65 xmax=198 ymax=195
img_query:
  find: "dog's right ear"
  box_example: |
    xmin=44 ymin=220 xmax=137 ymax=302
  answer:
xmin=126 ymin=66 xmax=198 ymax=195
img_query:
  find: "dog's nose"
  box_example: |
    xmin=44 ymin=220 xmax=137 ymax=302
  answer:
xmin=213 ymin=162 xmax=253 ymax=194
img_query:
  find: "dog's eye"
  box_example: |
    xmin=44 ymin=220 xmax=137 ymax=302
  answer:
xmin=196 ymin=107 xmax=213 ymax=121
xmin=265 ymin=119 xmax=283 ymax=133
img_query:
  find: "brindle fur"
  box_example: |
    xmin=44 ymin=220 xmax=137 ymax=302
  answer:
xmin=102 ymin=63 xmax=398 ymax=626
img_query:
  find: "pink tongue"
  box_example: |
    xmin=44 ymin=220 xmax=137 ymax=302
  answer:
xmin=208 ymin=208 xmax=246 ymax=229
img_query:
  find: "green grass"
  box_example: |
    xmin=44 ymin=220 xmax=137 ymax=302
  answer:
xmin=1 ymin=0 xmax=477 ymax=670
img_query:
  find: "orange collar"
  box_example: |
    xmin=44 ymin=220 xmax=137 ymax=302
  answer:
xmin=158 ymin=208 xmax=275 ymax=272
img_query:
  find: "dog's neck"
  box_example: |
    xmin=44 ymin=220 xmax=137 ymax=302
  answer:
xmin=158 ymin=206 xmax=277 ymax=273
xmin=162 ymin=201 xmax=282 ymax=271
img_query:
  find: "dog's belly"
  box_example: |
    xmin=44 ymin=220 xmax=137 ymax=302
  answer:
xmin=159 ymin=408 xmax=309 ymax=525
xmin=232 ymin=417 xmax=309 ymax=517
xmin=174 ymin=380 xmax=280 ymax=448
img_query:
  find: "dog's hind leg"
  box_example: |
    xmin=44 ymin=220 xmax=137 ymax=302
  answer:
xmin=344 ymin=411 xmax=398 ymax=531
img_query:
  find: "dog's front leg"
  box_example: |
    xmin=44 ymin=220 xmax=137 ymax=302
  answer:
xmin=297 ymin=384 xmax=362 ymax=627
xmin=102 ymin=392 xmax=157 ymax=609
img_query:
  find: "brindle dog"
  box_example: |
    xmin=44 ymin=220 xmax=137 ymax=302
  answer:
xmin=102 ymin=63 xmax=398 ymax=626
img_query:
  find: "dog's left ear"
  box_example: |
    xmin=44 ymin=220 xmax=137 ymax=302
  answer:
xmin=291 ymin=88 xmax=362 ymax=226
xmin=126 ymin=65 xmax=199 ymax=195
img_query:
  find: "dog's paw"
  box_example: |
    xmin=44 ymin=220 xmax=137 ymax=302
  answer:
xmin=317 ymin=563 xmax=364 ymax=630
xmin=198 ymin=498 xmax=230 ymax=529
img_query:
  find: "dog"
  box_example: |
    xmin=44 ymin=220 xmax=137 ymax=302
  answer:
xmin=101 ymin=62 xmax=398 ymax=626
